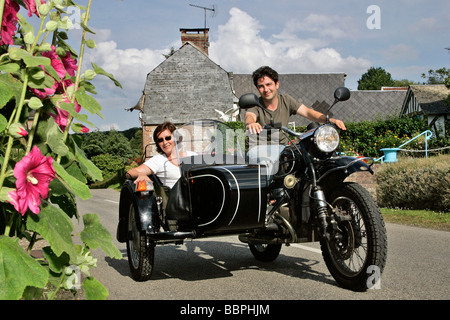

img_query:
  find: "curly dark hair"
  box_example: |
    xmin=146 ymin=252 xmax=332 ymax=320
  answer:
xmin=252 ymin=66 xmax=279 ymax=87
xmin=153 ymin=121 xmax=176 ymax=154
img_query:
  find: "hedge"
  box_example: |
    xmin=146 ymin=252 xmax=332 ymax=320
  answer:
xmin=376 ymin=155 xmax=450 ymax=212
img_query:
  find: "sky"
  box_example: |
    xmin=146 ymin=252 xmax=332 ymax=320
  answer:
xmin=67 ymin=0 xmax=450 ymax=131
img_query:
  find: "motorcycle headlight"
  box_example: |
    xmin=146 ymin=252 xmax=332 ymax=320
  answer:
xmin=314 ymin=125 xmax=340 ymax=153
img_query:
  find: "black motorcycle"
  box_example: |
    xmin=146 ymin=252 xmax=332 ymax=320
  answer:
xmin=117 ymin=87 xmax=387 ymax=291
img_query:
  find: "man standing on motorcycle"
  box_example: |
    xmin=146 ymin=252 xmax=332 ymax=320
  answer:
xmin=245 ymin=66 xmax=346 ymax=145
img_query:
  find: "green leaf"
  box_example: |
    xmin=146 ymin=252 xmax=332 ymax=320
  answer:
xmin=0 ymin=236 xmax=49 ymax=300
xmin=75 ymin=87 xmax=103 ymax=117
xmin=50 ymin=192 xmax=78 ymax=219
xmin=26 ymin=202 xmax=78 ymax=260
xmin=81 ymin=214 xmax=122 ymax=259
xmin=8 ymin=47 xmax=51 ymax=68
xmin=17 ymin=13 xmax=34 ymax=35
xmin=42 ymin=247 xmax=70 ymax=273
xmin=0 ymin=114 xmax=7 ymax=133
xmin=0 ymin=186 xmax=14 ymax=203
xmin=92 ymin=62 xmax=122 ymax=88
xmin=82 ymin=277 xmax=109 ymax=300
xmin=53 ymin=161 xmax=92 ymax=200
xmin=73 ymin=139 xmax=103 ymax=181
xmin=80 ymin=22 xmax=96 ymax=34
xmin=0 ymin=73 xmax=22 ymax=108
xmin=44 ymin=117 xmax=69 ymax=156
xmin=0 ymin=62 xmax=20 ymax=73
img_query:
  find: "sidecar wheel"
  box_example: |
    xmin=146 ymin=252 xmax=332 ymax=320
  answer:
xmin=126 ymin=202 xmax=154 ymax=281
xmin=249 ymin=243 xmax=282 ymax=262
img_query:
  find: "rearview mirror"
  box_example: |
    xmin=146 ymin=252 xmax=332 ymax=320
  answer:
xmin=238 ymin=93 xmax=264 ymax=109
xmin=334 ymin=87 xmax=351 ymax=102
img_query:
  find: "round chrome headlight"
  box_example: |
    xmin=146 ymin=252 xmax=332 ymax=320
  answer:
xmin=314 ymin=125 xmax=340 ymax=153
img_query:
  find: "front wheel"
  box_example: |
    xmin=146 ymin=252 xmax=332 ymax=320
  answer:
xmin=320 ymin=182 xmax=387 ymax=291
xmin=126 ymin=202 xmax=155 ymax=281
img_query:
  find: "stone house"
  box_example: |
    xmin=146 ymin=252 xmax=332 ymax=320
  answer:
xmin=137 ymin=29 xmax=236 ymax=156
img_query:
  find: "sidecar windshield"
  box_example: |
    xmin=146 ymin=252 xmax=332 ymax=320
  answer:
xmin=174 ymin=119 xmax=246 ymax=171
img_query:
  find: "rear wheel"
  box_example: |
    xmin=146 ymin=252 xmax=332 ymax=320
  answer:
xmin=249 ymin=243 xmax=282 ymax=262
xmin=126 ymin=202 xmax=154 ymax=281
xmin=320 ymin=182 xmax=387 ymax=291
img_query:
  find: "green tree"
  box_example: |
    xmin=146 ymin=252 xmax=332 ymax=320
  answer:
xmin=80 ymin=130 xmax=107 ymax=158
xmin=421 ymin=67 xmax=450 ymax=84
xmin=103 ymin=130 xmax=134 ymax=161
xmin=358 ymin=67 xmax=395 ymax=90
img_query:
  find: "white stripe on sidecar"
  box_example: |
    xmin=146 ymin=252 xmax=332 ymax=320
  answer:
xmin=222 ymin=167 xmax=240 ymax=226
xmin=258 ymin=165 xmax=261 ymax=222
xmin=193 ymin=174 xmax=226 ymax=227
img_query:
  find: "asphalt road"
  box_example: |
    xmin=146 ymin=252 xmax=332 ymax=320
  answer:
xmin=77 ymin=188 xmax=450 ymax=301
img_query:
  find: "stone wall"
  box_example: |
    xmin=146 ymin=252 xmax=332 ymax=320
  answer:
xmin=345 ymin=163 xmax=382 ymax=201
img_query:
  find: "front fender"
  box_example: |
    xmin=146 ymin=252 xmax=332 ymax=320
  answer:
xmin=117 ymin=180 xmax=157 ymax=243
xmin=317 ymin=156 xmax=373 ymax=186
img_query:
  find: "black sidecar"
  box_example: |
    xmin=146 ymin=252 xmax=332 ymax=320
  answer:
xmin=117 ymin=119 xmax=274 ymax=280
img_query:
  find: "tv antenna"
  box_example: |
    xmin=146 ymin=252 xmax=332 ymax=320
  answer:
xmin=189 ymin=4 xmax=217 ymax=30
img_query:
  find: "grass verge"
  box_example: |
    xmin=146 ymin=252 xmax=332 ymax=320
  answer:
xmin=381 ymin=208 xmax=450 ymax=231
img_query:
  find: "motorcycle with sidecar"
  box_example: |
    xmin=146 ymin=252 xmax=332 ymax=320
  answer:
xmin=117 ymin=87 xmax=387 ymax=291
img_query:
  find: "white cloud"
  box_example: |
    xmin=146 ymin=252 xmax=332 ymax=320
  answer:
xmin=209 ymin=8 xmax=371 ymax=79
xmin=85 ymin=39 xmax=168 ymax=93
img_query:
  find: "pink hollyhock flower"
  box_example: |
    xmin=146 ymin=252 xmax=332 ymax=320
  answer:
xmin=8 ymin=146 xmax=56 ymax=215
xmin=23 ymin=0 xmax=45 ymax=17
xmin=48 ymin=85 xmax=81 ymax=131
xmin=29 ymin=46 xmax=66 ymax=98
xmin=43 ymin=45 xmax=67 ymax=79
xmin=80 ymin=125 xmax=89 ymax=133
xmin=0 ymin=0 xmax=20 ymax=46
xmin=61 ymin=52 xmax=78 ymax=77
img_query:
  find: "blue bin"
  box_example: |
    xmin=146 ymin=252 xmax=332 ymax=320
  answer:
xmin=380 ymin=148 xmax=400 ymax=163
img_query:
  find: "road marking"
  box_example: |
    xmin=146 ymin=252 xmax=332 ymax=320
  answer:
xmin=292 ymin=244 xmax=322 ymax=254
xmin=104 ymin=199 xmax=119 ymax=204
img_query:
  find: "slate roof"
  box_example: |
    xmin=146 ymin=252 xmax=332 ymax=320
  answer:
xmin=141 ymin=42 xmax=236 ymax=125
xmin=340 ymin=90 xmax=407 ymax=123
xmin=401 ymin=85 xmax=450 ymax=116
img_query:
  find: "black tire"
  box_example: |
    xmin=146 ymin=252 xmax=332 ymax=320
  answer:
xmin=126 ymin=202 xmax=155 ymax=281
xmin=320 ymin=182 xmax=387 ymax=291
xmin=249 ymin=243 xmax=282 ymax=262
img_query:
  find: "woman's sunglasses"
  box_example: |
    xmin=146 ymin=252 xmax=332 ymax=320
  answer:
xmin=156 ymin=136 xmax=172 ymax=143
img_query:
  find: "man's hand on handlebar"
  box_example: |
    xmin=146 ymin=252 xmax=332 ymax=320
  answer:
xmin=246 ymin=122 xmax=263 ymax=134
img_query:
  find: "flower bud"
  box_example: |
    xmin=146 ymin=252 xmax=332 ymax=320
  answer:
xmin=83 ymin=69 xmax=96 ymax=80
xmin=24 ymin=32 xmax=35 ymax=45
xmin=39 ymin=3 xmax=50 ymax=16
xmin=9 ymin=123 xmax=28 ymax=138
xmin=45 ymin=20 xmax=58 ymax=32
xmin=28 ymin=97 xmax=44 ymax=110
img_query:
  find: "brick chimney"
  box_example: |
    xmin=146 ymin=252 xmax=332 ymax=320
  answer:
xmin=180 ymin=28 xmax=209 ymax=55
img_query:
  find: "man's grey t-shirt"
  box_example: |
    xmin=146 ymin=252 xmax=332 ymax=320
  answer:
xmin=246 ymin=94 xmax=300 ymax=145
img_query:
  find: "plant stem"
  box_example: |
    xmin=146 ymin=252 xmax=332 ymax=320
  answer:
xmin=0 ymin=72 xmax=30 ymax=192
xmin=58 ymin=0 xmax=92 ymax=163
xmin=0 ymin=0 xmax=6 ymax=31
